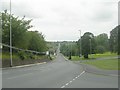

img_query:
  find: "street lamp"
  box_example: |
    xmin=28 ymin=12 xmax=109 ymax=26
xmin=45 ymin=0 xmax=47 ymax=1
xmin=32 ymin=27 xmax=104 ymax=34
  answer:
xmin=89 ymin=35 xmax=92 ymax=58
xmin=10 ymin=0 xmax=12 ymax=67
xmin=89 ymin=39 xmax=92 ymax=55
xmin=68 ymin=41 xmax=71 ymax=60
xmin=78 ymin=30 xmax=82 ymax=57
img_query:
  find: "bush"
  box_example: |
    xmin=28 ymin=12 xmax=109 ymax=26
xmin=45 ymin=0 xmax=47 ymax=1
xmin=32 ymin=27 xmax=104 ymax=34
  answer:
xmin=17 ymin=51 xmax=27 ymax=60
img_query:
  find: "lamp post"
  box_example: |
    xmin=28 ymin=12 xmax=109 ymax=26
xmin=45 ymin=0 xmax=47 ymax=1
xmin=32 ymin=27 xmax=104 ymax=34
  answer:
xmin=68 ymin=42 xmax=71 ymax=60
xmin=79 ymin=30 xmax=82 ymax=57
xmin=89 ymin=39 xmax=92 ymax=55
xmin=10 ymin=0 xmax=12 ymax=67
xmin=89 ymin=35 xmax=92 ymax=58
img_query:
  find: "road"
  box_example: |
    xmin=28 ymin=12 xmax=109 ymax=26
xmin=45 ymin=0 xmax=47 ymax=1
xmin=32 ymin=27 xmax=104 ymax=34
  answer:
xmin=2 ymin=53 xmax=118 ymax=88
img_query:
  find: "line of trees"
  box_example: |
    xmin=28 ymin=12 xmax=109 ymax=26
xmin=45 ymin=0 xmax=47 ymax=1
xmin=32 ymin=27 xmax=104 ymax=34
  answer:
xmin=110 ymin=25 xmax=119 ymax=54
xmin=60 ymin=25 xmax=120 ymax=59
xmin=1 ymin=10 xmax=47 ymax=59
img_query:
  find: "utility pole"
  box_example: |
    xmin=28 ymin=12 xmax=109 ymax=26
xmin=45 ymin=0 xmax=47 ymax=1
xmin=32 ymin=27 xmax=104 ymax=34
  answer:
xmin=79 ymin=30 xmax=82 ymax=57
xmin=10 ymin=0 xmax=12 ymax=67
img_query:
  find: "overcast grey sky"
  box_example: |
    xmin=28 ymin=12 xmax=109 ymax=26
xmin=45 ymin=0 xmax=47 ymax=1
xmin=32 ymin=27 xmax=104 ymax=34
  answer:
xmin=1 ymin=0 xmax=119 ymax=41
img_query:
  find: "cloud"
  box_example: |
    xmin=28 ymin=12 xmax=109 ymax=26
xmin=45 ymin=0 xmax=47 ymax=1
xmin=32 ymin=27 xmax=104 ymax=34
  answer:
xmin=1 ymin=0 xmax=118 ymax=41
xmin=90 ymin=3 xmax=117 ymax=22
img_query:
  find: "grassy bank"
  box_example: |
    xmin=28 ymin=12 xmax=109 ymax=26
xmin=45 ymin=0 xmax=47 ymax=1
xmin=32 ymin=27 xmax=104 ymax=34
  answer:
xmin=1 ymin=52 xmax=51 ymax=68
xmin=83 ymin=59 xmax=120 ymax=70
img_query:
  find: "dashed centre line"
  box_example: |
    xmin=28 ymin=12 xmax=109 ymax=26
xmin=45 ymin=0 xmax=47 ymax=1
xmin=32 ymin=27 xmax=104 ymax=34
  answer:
xmin=65 ymin=83 xmax=69 ymax=86
xmin=61 ymin=86 xmax=65 ymax=88
xmin=69 ymin=81 xmax=72 ymax=83
xmin=61 ymin=71 xmax=85 ymax=88
xmin=73 ymin=78 xmax=75 ymax=81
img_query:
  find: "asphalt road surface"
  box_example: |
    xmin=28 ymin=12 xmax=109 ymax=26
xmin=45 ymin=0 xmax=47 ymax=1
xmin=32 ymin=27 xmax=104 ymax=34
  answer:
xmin=2 ymin=53 xmax=118 ymax=88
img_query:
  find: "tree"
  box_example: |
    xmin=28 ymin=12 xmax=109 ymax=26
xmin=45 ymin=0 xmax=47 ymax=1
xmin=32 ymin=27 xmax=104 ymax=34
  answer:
xmin=1 ymin=10 xmax=33 ymax=51
xmin=109 ymin=26 xmax=118 ymax=53
xmin=47 ymin=42 xmax=59 ymax=55
xmin=27 ymin=31 xmax=47 ymax=52
xmin=81 ymin=32 xmax=96 ymax=58
xmin=95 ymin=45 xmax=105 ymax=54
xmin=71 ymin=42 xmax=79 ymax=56
xmin=60 ymin=42 xmax=70 ymax=56
xmin=60 ymin=41 xmax=79 ymax=57
xmin=1 ymin=10 xmax=47 ymax=54
xmin=95 ymin=33 xmax=109 ymax=53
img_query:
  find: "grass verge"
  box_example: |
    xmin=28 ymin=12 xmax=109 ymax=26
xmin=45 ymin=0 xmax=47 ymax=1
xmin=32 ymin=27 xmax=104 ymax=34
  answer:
xmin=68 ymin=52 xmax=117 ymax=61
xmin=89 ymin=52 xmax=117 ymax=58
xmin=83 ymin=59 xmax=120 ymax=70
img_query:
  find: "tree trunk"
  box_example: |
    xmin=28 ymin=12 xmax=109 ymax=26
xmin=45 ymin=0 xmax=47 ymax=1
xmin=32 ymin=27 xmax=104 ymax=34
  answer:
xmin=84 ymin=53 xmax=88 ymax=58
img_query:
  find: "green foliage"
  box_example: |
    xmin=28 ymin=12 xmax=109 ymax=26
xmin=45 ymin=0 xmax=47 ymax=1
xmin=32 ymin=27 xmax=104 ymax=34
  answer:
xmin=95 ymin=45 xmax=105 ymax=54
xmin=1 ymin=10 xmax=49 ymax=67
xmin=17 ymin=51 xmax=27 ymax=60
xmin=80 ymin=32 xmax=96 ymax=58
xmin=2 ymin=52 xmax=19 ymax=60
xmin=71 ymin=43 xmax=79 ymax=56
xmin=2 ymin=10 xmax=47 ymax=53
xmin=1 ymin=10 xmax=33 ymax=50
xmin=47 ymin=42 xmax=58 ymax=55
xmin=60 ymin=42 xmax=70 ymax=56
xmin=27 ymin=31 xmax=47 ymax=52
xmin=110 ymin=26 xmax=118 ymax=53
xmin=95 ymin=33 xmax=109 ymax=53
xmin=60 ymin=41 xmax=79 ymax=57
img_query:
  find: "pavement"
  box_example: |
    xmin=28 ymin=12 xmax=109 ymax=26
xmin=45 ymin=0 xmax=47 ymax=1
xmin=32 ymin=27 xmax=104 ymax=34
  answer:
xmin=2 ymin=53 xmax=118 ymax=88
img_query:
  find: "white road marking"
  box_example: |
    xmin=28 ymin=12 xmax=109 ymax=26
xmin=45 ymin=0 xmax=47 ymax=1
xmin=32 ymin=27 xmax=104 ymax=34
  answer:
xmin=80 ymin=71 xmax=85 ymax=75
xmin=61 ymin=86 xmax=65 ymax=88
xmin=61 ymin=71 xmax=85 ymax=88
xmin=73 ymin=78 xmax=75 ymax=81
xmin=7 ymin=73 xmax=33 ymax=79
xmin=2 ymin=62 xmax=46 ymax=70
xmin=65 ymin=83 xmax=69 ymax=86
xmin=75 ymin=77 xmax=78 ymax=79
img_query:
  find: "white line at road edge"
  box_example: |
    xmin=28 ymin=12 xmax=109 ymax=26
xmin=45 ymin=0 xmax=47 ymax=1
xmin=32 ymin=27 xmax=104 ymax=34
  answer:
xmin=61 ymin=86 xmax=65 ymax=88
xmin=7 ymin=72 xmax=33 ymax=79
xmin=61 ymin=71 xmax=85 ymax=88
xmin=2 ymin=62 xmax=46 ymax=70
xmin=62 ymin=54 xmax=68 ymax=61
